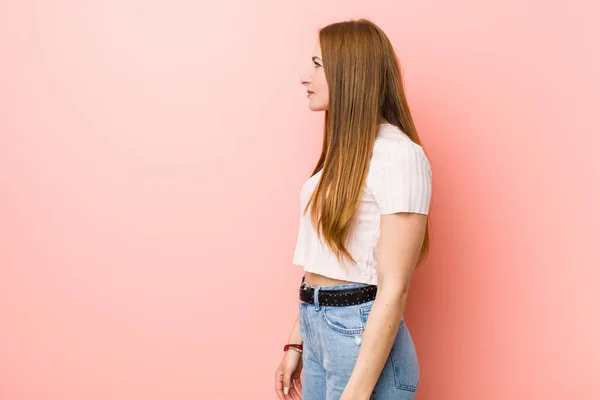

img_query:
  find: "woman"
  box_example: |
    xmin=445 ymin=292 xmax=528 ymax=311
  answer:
xmin=275 ymin=19 xmax=433 ymax=400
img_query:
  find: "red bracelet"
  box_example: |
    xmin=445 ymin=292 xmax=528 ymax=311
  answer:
xmin=284 ymin=344 xmax=303 ymax=353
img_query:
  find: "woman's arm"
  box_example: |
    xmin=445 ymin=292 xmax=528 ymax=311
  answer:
xmin=342 ymin=212 xmax=428 ymax=400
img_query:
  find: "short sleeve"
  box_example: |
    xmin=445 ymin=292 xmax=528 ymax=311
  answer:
xmin=369 ymin=143 xmax=432 ymax=215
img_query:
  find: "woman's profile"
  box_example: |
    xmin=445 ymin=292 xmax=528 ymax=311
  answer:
xmin=275 ymin=18 xmax=433 ymax=400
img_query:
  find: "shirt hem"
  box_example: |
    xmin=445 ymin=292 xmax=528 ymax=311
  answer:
xmin=301 ymin=264 xmax=377 ymax=286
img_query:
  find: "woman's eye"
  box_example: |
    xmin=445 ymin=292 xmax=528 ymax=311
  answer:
xmin=314 ymin=63 xmax=321 ymax=68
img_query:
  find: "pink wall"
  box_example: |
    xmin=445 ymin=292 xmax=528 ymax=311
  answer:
xmin=1 ymin=1 xmax=598 ymax=399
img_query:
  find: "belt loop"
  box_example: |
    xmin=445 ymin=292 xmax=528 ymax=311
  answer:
xmin=313 ymin=286 xmax=321 ymax=311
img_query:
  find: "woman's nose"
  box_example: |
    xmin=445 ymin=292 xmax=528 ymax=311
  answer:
xmin=300 ymin=68 xmax=312 ymax=84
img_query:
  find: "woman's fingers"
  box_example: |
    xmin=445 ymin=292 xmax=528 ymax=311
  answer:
xmin=275 ymin=368 xmax=285 ymax=399
xmin=294 ymin=376 xmax=303 ymax=395
xmin=282 ymin=371 xmax=292 ymax=396
xmin=288 ymin=377 xmax=302 ymax=400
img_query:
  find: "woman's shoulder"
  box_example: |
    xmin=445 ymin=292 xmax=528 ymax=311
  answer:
xmin=371 ymin=127 xmax=428 ymax=171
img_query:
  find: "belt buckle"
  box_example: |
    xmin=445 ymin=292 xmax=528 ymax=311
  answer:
xmin=299 ymin=281 xmax=311 ymax=297
xmin=299 ymin=281 xmax=312 ymax=303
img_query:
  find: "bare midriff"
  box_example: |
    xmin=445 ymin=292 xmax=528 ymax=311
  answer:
xmin=303 ymin=271 xmax=357 ymax=287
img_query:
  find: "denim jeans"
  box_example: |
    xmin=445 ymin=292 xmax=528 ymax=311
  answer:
xmin=298 ymin=275 xmax=419 ymax=400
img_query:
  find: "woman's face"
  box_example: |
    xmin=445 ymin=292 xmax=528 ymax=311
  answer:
xmin=300 ymin=40 xmax=329 ymax=111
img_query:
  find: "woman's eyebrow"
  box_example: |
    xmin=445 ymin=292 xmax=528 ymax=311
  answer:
xmin=312 ymin=56 xmax=322 ymax=62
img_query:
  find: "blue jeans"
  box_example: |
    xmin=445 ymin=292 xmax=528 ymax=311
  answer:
xmin=298 ymin=275 xmax=419 ymax=400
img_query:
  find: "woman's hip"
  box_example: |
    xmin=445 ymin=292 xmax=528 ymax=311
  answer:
xmin=297 ymin=275 xmax=420 ymax=397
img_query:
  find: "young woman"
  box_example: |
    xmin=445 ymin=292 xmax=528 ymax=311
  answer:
xmin=275 ymin=19 xmax=433 ymax=400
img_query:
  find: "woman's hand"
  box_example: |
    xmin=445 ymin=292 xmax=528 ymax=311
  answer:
xmin=275 ymin=349 xmax=303 ymax=399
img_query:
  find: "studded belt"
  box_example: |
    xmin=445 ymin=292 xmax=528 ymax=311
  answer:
xmin=299 ymin=280 xmax=377 ymax=307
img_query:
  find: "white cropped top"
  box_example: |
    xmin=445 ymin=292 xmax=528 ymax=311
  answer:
xmin=292 ymin=123 xmax=432 ymax=285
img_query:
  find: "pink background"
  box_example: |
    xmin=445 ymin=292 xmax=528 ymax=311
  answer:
xmin=1 ymin=1 xmax=598 ymax=399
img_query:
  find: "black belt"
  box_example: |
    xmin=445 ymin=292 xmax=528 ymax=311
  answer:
xmin=299 ymin=279 xmax=377 ymax=307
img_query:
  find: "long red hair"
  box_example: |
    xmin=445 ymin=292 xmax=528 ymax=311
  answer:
xmin=304 ymin=18 xmax=432 ymax=272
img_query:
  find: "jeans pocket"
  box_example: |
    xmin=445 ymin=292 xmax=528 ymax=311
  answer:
xmin=360 ymin=302 xmax=418 ymax=392
xmin=359 ymin=300 xmax=406 ymax=328
xmin=389 ymin=323 xmax=420 ymax=392
xmin=321 ymin=304 xmax=364 ymax=336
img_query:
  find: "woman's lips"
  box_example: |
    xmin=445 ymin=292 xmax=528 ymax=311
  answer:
xmin=307 ymin=92 xmax=314 ymax=98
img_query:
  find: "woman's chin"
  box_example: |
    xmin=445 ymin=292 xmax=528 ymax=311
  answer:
xmin=308 ymin=102 xmax=327 ymax=111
